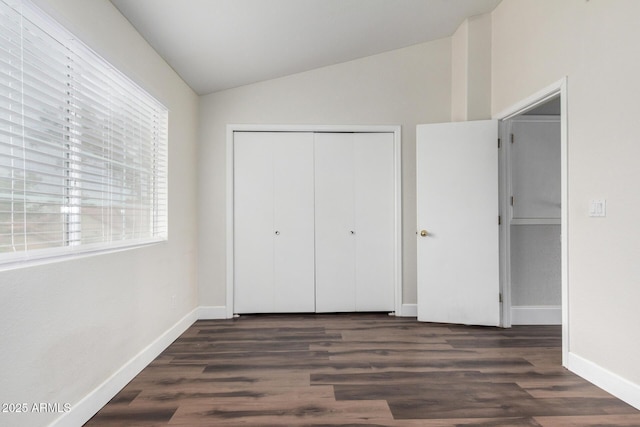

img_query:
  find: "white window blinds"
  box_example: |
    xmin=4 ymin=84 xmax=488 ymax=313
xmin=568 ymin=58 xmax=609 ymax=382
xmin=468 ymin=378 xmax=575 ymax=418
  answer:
xmin=0 ymin=0 xmax=168 ymax=264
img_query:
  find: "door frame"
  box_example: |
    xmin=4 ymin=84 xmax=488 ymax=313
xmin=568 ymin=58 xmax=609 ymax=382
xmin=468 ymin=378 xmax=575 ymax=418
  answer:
xmin=226 ymin=124 xmax=403 ymax=318
xmin=494 ymin=77 xmax=569 ymax=365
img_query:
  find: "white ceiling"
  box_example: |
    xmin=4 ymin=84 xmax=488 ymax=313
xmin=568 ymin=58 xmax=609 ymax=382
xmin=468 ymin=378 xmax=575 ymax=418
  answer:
xmin=110 ymin=0 xmax=502 ymax=95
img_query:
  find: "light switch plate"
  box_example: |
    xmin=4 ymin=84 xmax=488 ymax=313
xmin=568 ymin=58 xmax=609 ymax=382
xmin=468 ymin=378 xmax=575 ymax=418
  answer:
xmin=589 ymin=199 xmax=606 ymax=217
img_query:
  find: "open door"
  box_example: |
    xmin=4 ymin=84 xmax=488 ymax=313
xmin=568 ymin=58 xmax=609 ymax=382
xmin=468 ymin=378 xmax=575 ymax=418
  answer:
xmin=416 ymin=120 xmax=500 ymax=326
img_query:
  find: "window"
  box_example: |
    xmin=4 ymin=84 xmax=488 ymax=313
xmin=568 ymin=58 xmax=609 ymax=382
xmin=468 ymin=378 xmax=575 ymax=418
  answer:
xmin=0 ymin=0 xmax=168 ymax=266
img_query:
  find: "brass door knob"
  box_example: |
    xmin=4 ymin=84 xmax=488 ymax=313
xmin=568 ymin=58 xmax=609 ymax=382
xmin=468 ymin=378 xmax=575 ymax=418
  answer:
xmin=420 ymin=230 xmax=428 ymax=237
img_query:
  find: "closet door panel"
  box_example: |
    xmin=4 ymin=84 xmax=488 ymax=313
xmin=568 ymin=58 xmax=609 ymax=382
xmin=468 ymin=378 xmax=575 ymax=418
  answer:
xmin=272 ymin=133 xmax=315 ymax=312
xmin=314 ymin=133 xmax=356 ymax=312
xmin=354 ymin=133 xmax=395 ymax=311
xmin=233 ymin=132 xmax=275 ymax=313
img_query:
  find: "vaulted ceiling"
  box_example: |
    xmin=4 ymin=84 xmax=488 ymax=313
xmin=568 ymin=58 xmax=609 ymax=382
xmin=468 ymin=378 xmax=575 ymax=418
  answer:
xmin=110 ymin=0 xmax=502 ymax=95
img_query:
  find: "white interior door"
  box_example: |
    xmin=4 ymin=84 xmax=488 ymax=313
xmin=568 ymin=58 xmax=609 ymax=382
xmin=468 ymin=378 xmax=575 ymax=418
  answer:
xmin=314 ymin=133 xmax=356 ymax=312
xmin=416 ymin=120 xmax=500 ymax=326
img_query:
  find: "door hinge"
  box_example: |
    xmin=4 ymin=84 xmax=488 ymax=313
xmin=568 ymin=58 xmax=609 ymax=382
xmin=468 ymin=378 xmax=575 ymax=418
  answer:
xmin=510 ymin=196 xmax=514 ymax=206
xmin=498 ymin=138 xmax=501 ymax=148
xmin=510 ymin=133 xmax=515 ymax=144
xmin=498 ymin=215 xmax=502 ymax=225
xmin=499 ymin=293 xmax=503 ymax=303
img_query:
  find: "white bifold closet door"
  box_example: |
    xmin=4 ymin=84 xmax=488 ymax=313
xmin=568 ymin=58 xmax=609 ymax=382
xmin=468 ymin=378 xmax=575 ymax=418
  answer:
xmin=314 ymin=133 xmax=395 ymax=312
xmin=234 ymin=132 xmax=315 ymax=313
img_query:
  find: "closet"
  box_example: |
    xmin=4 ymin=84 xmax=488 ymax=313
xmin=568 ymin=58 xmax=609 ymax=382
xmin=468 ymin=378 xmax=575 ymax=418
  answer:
xmin=232 ymin=129 xmax=397 ymax=314
xmin=506 ymin=114 xmax=562 ymax=324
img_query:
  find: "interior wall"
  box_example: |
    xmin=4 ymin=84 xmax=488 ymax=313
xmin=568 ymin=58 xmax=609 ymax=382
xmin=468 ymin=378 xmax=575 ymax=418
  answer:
xmin=198 ymin=39 xmax=452 ymax=310
xmin=508 ymin=115 xmax=561 ymax=312
xmin=466 ymin=13 xmax=492 ymax=120
xmin=492 ymin=0 xmax=640 ymax=388
xmin=451 ymin=19 xmax=468 ymax=121
xmin=0 ymin=1 xmax=199 ymax=426
xmin=510 ymin=225 xmax=561 ymax=306
xmin=451 ymin=13 xmax=492 ymax=122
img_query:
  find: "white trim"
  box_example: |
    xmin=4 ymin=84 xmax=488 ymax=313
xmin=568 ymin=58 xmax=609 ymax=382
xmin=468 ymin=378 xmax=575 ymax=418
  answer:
xmin=49 ymin=308 xmax=198 ymax=427
xmin=511 ymin=306 xmax=561 ymax=325
xmin=197 ymin=306 xmax=228 ymax=320
xmin=567 ymin=352 xmax=640 ymax=411
xmin=510 ymin=115 xmax=561 ymax=122
xmin=0 ymin=238 xmax=166 ymax=272
xmin=226 ymin=124 xmax=403 ymax=317
xmin=400 ymin=303 xmax=417 ymax=317
xmin=226 ymin=124 xmax=403 ymax=133
xmin=392 ymin=129 xmax=403 ymax=317
xmin=494 ymin=79 xmax=566 ymax=120
xmin=226 ymin=125 xmax=235 ymax=319
xmin=560 ymin=79 xmax=569 ymax=367
xmin=498 ymin=119 xmax=512 ymax=327
xmin=494 ymin=77 xmax=569 ymax=366
xmin=510 ymin=218 xmax=561 ymax=226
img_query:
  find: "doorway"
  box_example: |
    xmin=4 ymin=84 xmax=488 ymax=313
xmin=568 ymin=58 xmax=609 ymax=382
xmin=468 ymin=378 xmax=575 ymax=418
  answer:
xmin=415 ymin=79 xmax=568 ymax=362
xmin=497 ymin=78 xmax=568 ymax=365
xmin=502 ymin=98 xmax=561 ymax=326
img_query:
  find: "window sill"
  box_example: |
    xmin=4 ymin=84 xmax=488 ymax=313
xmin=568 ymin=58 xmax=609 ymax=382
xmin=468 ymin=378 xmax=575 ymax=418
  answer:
xmin=0 ymin=238 xmax=168 ymax=272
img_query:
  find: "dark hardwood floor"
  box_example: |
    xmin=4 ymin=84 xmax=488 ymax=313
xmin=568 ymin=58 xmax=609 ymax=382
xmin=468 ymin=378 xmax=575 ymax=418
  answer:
xmin=86 ymin=314 xmax=640 ymax=426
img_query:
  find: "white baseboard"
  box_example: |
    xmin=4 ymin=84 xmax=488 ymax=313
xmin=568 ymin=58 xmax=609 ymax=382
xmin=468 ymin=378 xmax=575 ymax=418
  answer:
xmin=511 ymin=305 xmax=561 ymax=325
xmin=201 ymin=305 xmax=415 ymax=318
xmin=399 ymin=303 xmax=417 ymax=317
xmin=49 ymin=308 xmax=198 ymax=427
xmin=567 ymin=351 xmax=640 ymax=410
xmin=197 ymin=305 xmax=229 ymax=319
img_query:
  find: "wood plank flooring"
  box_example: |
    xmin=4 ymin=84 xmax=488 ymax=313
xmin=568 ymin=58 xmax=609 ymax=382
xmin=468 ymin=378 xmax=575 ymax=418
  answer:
xmin=85 ymin=314 xmax=640 ymax=426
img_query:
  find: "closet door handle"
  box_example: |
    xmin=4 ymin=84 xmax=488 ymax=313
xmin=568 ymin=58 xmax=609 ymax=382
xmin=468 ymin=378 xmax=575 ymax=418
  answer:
xmin=350 ymin=230 xmax=355 ymax=235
